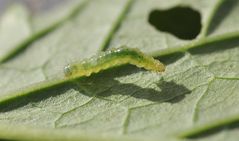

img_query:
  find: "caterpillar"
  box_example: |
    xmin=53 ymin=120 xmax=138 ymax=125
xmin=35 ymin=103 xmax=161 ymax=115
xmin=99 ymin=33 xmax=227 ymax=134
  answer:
xmin=64 ymin=46 xmax=165 ymax=78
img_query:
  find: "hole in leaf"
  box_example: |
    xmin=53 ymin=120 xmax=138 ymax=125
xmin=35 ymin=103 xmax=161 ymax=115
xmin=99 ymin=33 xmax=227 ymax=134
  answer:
xmin=148 ymin=6 xmax=201 ymax=40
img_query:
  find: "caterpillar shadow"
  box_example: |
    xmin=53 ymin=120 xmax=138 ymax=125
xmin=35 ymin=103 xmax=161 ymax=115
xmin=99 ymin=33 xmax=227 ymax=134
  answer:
xmin=0 ymin=66 xmax=190 ymax=112
xmin=90 ymin=79 xmax=190 ymax=103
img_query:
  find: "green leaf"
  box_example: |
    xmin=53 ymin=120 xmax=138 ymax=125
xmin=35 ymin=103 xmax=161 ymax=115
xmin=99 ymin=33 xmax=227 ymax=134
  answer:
xmin=0 ymin=0 xmax=239 ymax=140
xmin=0 ymin=0 xmax=88 ymax=63
xmin=0 ymin=4 xmax=31 ymax=61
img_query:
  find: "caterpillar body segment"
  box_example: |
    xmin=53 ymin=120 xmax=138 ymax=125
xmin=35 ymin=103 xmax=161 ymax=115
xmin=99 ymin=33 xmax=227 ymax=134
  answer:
xmin=64 ymin=47 xmax=165 ymax=78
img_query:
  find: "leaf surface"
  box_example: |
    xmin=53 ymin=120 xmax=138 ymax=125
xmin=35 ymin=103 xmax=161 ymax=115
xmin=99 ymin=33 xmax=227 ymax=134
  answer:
xmin=0 ymin=0 xmax=239 ymax=140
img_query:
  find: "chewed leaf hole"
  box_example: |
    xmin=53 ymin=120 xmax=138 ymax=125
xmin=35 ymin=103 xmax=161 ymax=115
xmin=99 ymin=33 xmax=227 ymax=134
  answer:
xmin=148 ymin=6 xmax=201 ymax=40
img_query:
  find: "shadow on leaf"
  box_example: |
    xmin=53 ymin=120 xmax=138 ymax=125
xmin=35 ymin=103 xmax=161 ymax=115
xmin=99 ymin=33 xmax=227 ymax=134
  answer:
xmin=0 ymin=66 xmax=191 ymax=112
xmin=87 ymin=79 xmax=191 ymax=103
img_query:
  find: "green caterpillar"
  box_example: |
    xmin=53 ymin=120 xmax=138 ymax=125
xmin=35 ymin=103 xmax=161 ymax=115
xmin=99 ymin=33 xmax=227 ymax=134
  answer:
xmin=64 ymin=47 xmax=165 ymax=78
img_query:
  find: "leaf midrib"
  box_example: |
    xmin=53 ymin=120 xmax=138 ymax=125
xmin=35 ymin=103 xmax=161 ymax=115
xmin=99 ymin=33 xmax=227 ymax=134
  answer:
xmin=1 ymin=30 xmax=239 ymax=105
xmin=150 ymin=31 xmax=239 ymax=57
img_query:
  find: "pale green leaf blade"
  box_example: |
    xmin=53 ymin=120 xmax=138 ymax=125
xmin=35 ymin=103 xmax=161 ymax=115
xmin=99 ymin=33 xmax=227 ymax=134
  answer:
xmin=207 ymin=0 xmax=239 ymax=36
xmin=0 ymin=0 xmax=88 ymax=63
xmin=0 ymin=0 xmax=239 ymax=141
xmin=0 ymin=4 xmax=31 ymax=61
xmin=107 ymin=0 xmax=221 ymax=53
xmin=0 ymin=0 xmax=130 ymax=94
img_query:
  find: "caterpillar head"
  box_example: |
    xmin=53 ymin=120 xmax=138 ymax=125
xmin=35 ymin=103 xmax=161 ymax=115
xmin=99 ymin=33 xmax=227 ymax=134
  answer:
xmin=64 ymin=65 xmax=76 ymax=77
